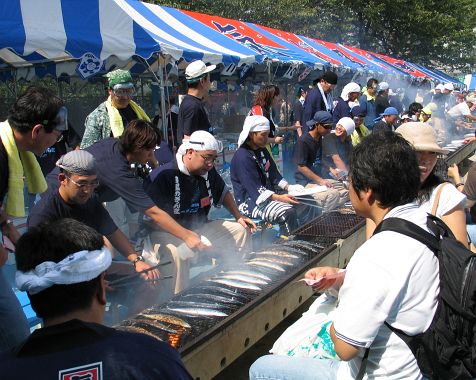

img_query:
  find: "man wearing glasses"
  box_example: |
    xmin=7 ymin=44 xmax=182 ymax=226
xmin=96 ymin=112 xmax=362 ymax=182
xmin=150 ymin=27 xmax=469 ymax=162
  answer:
xmin=301 ymin=71 xmax=338 ymax=134
xmin=358 ymin=78 xmax=379 ymax=131
xmin=0 ymin=86 xmax=66 ymax=351
xmin=81 ymin=69 xmax=150 ymax=149
xmin=28 ymin=150 xmax=160 ymax=318
xmin=143 ymin=130 xmax=256 ymax=298
xmin=294 ymin=111 xmax=348 ymax=213
xmin=177 ymin=60 xmax=216 ymax=144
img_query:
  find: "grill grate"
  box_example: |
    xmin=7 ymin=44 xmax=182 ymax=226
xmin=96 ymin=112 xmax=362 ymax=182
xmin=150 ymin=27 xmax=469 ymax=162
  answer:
xmin=292 ymin=210 xmax=364 ymax=238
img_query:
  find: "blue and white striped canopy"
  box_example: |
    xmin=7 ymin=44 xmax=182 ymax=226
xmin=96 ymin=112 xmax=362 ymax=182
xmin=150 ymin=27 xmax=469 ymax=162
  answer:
xmin=0 ymin=0 xmax=262 ymax=70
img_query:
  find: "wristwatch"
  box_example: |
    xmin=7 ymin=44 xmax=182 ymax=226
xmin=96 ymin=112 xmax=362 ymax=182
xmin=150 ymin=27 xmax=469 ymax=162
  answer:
xmin=0 ymin=219 xmax=12 ymax=228
xmin=132 ymin=255 xmax=145 ymax=268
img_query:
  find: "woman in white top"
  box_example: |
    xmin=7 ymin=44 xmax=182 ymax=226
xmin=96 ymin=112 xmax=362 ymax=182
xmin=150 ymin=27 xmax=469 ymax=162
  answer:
xmin=366 ymin=122 xmax=467 ymax=245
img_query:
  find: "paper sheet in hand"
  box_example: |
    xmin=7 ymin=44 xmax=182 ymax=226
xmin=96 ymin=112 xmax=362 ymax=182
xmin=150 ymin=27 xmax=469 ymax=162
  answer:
xmin=289 ymin=186 xmax=328 ymax=196
xmin=300 ymin=270 xmax=346 ymax=286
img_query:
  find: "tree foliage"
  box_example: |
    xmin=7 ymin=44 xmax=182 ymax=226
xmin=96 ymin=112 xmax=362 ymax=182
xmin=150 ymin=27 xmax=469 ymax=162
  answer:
xmin=153 ymin=0 xmax=476 ymax=71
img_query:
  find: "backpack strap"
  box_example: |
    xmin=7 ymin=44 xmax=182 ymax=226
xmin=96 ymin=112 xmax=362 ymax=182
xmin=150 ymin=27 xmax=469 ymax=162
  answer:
xmin=373 ymin=217 xmax=440 ymax=254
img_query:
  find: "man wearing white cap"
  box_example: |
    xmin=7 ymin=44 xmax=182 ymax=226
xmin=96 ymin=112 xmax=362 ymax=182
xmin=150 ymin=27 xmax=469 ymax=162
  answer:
xmin=143 ymin=130 xmax=256 ymax=296
xmin=177 ymin=60 xmax=216 ymax=144
xmin=3 ymin=219 xmax=192 ymax=379
xmin=322 ymin=117 xmax=355 ymax=181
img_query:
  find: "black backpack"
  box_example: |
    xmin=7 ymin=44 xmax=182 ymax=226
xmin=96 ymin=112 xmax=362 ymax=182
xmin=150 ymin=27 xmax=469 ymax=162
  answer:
xmin=366 ymin=214 xmax=476 ymax=380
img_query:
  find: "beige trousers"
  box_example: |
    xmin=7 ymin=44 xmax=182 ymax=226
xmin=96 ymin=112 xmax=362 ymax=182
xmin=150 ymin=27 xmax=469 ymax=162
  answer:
xmin=147 ymin=219 xmax=251 ymax=304
xmin=305 ymin=180 xmax=348 ymax=213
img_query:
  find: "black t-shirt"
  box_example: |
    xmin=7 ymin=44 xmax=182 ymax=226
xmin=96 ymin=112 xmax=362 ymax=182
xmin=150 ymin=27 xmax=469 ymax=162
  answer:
xmin=0 ymin=319 xmax=192 ymax=380
xmin=177 ymin=94 xmax=211 ymax=144
xmin=375 ymin=95 xmax=390 ymax=116
xmin=118 ymin=105 xmax=139 ymax=131
xmin=144 ymin=163 xmax=227 ymax=230
xmin=47 ymin=139 xmax=155 ymax=213
xmin=0 ymin=138 xmax=8 ymax=205
xmin=322 ymin=134 xmax=353 ymax=177
xmin=28 ymin=190 xmax=117 ymax=236
xmin=293 ymin=133 xmax=322 ymax=185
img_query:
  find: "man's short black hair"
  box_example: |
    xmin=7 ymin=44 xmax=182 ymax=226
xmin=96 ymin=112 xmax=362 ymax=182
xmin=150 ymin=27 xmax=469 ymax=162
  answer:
xmin=8 ymin=86 xmax=64 ymax=134
xmin=367 ymin=78 xmax=379 ymax=88
xmin=120 ymin=119 xmax=158 ymax=154
xmin=408 ymin=102 xmax=423 ymax=116
xmin=15 ymin=219 xmax=104 ymax=320
xmin=349 ymin=132 xmax=420 ymax=209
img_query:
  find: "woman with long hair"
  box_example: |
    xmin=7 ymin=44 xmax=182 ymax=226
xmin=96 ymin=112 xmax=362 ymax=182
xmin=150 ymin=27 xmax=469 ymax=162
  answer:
xmin=249 ymin=84 xmax=284 ymax=146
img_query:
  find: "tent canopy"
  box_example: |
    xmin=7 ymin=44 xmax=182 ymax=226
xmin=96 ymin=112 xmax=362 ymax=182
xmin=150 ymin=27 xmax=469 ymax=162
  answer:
xmin=0 ymin=0 xmax=461 ymax=85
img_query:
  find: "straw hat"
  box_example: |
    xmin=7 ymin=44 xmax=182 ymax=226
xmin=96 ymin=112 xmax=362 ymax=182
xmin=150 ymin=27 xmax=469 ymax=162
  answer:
xmin=396 ymin=122 xmax=448 ymax=154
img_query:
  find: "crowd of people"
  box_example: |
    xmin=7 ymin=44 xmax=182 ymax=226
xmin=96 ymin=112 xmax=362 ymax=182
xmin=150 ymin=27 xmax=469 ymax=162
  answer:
xmin=0 ymin=60 xmax=475 ymax=378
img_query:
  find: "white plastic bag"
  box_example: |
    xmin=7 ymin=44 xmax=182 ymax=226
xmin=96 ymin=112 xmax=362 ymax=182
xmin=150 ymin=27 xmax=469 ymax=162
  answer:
xmin=140 ymin=235 xmax=160 ymax=266
xmin=270 ymin=293 xmax=339 ymax=360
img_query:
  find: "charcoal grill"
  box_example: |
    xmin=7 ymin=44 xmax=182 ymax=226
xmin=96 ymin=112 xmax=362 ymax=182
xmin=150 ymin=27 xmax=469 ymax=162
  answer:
xmin=118 ymin=209 xmax=366 ymax=379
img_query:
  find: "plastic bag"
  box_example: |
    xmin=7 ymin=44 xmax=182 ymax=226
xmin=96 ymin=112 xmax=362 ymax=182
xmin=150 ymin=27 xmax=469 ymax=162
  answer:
xmin=270 ymin=293 xmax=339 ymax=360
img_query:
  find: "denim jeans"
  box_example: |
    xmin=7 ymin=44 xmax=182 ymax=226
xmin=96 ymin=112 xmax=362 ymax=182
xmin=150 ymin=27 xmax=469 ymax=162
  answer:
xmin=0 ymin=268 xmax=29 ymax=352
xmin=249 ymin=354 xmax=340 ymax=380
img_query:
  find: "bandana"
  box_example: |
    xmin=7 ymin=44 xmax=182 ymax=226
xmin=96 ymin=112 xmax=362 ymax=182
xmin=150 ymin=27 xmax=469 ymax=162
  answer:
xmin=340 ymin=82 xmax=361 ymax=101
xmin=16 ymin=247 xmax=112 ymax=295
xmin=105 ymin=69 xmax=133 ymax=88
xmin=238 ymin=115 xmax=270 ymax=146
xmin=56 ymin=150 xmax=96 ymax=176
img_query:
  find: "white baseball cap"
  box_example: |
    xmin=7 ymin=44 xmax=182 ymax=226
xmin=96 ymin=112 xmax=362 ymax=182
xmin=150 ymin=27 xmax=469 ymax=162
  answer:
xmin=185 ymin=60 xmax=216 ymax=83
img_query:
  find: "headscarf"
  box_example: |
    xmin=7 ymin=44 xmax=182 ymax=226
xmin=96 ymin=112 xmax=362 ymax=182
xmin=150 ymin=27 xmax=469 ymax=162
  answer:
xmin=337 ymin=117 xmax=356 ymax=136
xmin=238 ymin=115 xmax=270 ymax=146
xmin=16 ymin=247 xmax=112 ymax=295
xmin=340 ymin=82 xmax=361 ymax=101
xmin=56 ymin=150 xmax=96 ymax=176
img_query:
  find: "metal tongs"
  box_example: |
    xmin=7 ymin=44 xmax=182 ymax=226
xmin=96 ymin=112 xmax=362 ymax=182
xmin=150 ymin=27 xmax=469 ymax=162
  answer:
xmin=107 ymin=260 xmax=173 ymax=287
xmin=290 ymin=195 xmax=324 ymax=209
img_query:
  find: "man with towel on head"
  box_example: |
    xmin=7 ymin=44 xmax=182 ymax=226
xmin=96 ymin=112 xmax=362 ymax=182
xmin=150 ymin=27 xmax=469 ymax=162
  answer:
xmin=29 ymin=150 xmax=160 ymax=317
xmin=0 ymin=85 xmax=66 ymax=351
xmin=322 ymin=117 xmax=355 ymax=183
xmin=143 ymin=130 xmax=256 ymax=300
xmin=0 ymin=218 xmax=192 ymax=379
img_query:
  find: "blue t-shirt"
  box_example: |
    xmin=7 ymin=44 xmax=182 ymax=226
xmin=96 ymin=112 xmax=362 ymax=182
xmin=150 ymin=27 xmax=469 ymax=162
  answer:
xmin=293 ymin=132 xmax=323 ymax=185
xmin=0 ymin=319 xmax=192 ymax=380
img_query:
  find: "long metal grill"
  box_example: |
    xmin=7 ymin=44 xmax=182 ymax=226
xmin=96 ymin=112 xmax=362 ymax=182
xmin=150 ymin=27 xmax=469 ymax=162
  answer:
xmin=116 ymin=208 xmax=364 ymax=358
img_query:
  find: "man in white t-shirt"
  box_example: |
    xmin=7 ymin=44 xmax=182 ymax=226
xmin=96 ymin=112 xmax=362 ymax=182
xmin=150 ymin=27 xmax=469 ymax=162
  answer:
xmin=447 ymin=95 xmax=476 ymax=121
xmin=249 ymin=132 xmax=439 ymax=380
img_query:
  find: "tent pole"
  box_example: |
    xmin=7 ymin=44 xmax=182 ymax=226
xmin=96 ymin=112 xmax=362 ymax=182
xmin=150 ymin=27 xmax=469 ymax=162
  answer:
xmin=157 ymin=59 xmax=168 ymax=140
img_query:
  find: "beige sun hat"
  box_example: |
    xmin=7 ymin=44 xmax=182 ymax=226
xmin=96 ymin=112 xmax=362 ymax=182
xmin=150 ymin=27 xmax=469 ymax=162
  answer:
xmin=396 ymin=122 xmax=448 ymax=154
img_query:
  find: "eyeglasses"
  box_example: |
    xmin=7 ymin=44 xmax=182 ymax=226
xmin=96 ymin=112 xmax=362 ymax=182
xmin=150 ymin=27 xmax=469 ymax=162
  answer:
xmin=196 ymin=152 xmax=218 ymax=164
xmin=55 ymin=131 xmax=64 ymax=143
xmin=113 ymin=88 xmax=136 ymax=98
xmin=67 ymin=176 xmax=99 ymax=189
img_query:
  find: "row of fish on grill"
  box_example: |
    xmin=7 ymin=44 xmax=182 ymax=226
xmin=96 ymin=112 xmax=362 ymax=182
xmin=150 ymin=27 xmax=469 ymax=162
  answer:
xmin=116 ymin=239 xmax=325 ymax=347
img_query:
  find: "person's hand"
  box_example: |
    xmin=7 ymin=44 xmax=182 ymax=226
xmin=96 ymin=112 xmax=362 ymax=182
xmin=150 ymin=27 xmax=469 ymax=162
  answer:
xmin=274 ymin=136 xmax=284 ymax=144
xmin=287 ymin=184 xmax=305 ymax=193
xmin=184 ymin=231 xmax=211 ymax=251
xmin=275 ymin=193 xmax=299 ymax=205
xmin=237 ymin=216 xmax=257 ymax=233
xmin=134 ymin=260 xmax=160 ymax=286
xmin=305 ymin=266 xmax=341 ymax=292
xmin=464 ymin=136 xmax=476 ymax=144
xmin=0 ymin=245 xmax=8 ymax=267
xmin=447 ymin=164 xmax=460 ymax=181
xmin=318 ymin=179 xmax=333 ymax=188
